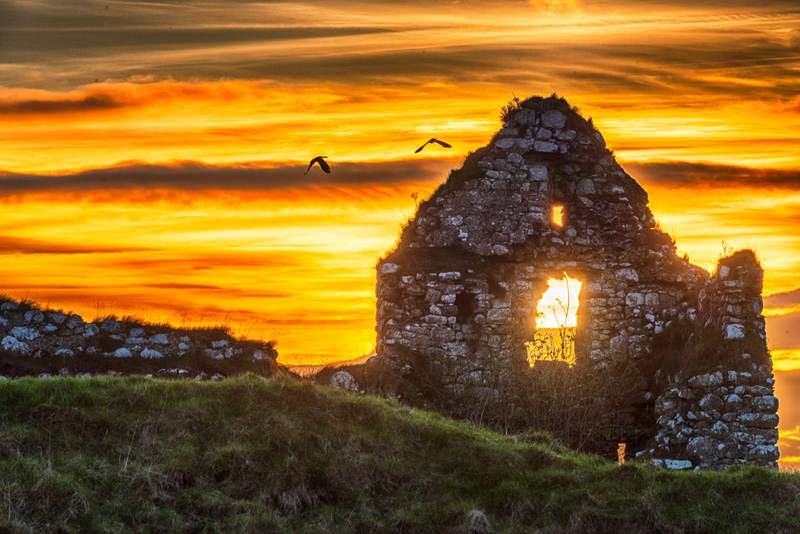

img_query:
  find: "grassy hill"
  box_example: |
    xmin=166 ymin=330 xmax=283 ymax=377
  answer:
xmin=0 ymin=375 xmax=798 ymax=533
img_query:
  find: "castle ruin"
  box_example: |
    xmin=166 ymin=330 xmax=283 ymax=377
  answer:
xmin=375 ymin=95 xmax=779 ymax=469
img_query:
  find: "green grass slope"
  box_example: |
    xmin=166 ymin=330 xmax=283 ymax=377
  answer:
xmin=0 ymin=376 xmax=798 ymax=533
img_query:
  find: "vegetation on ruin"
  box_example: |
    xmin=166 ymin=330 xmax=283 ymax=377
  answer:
xmin=1 ymin=374 xmax=798 ymax=533
xmin=500 ymin=93 xmax=599 ymax=136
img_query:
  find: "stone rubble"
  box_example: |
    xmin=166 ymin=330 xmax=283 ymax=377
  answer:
xmin=0 ymin=297 xmax=278 ymax=380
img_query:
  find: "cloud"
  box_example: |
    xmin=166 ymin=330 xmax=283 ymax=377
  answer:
xmin=626 ymin=161 xmax=800 ymax=189
xmin=3 ymin=0 xmax=800 ymax=107
xmin=765 ymin=288 xmax=800 ymax=308
xmin=143 ymin=282 xmax=290 ymax=299
xmin=0 ymin=159 xmax=453 ymax=196
xmin=0 ymin=93 xmax=124 ymax=115
xmin=0 ymin=236 xmax=155 ymax=255
xmin=766 ymin=312 xmax=800 ymax=351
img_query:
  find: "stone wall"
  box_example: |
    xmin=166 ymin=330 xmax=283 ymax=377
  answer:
xmin=644 ymin=250 xmax=778 ymax=469
xmin=0 ymin=297 xmax=277 ymax=380
xmin=375 ymin=95 xmax=778 ymax=468
xmin=649 ymin=369 xmax=779 ymax=469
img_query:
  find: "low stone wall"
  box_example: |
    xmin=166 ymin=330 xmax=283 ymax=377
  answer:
xmin=647 ymin=369 xmax=779 ymax=469
xmin=0 ymin=297 xmax=277 ymax=380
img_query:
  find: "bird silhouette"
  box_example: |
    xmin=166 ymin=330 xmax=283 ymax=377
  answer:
xmin=415 ymin=138 xmax=452 ymax=153
xmin=305 ymin=156 xmax=330 ymax=175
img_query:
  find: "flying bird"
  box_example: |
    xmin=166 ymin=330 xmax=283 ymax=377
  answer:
xmin=305 ymin=156 xmax=330 ymax=175
xmin=415 ymin=138 xmax=452 ymax=153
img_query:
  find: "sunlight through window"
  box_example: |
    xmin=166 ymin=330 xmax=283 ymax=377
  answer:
xmin=552 ymin=205 xmax=564 ymax=226
xmin=528 ymin=274 xmax=582 ymax=366
xmin=535 ymin=275 xmax=581 ymax=329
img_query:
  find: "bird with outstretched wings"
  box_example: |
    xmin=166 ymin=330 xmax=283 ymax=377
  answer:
xmin=414 ymin=138 xmax=452 ymax=153
xmin=305 ymin=156 xmax=330 ymax=174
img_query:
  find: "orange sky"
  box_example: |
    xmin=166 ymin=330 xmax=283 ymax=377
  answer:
xmin=1 ymin=0 xmax=799 ymax=467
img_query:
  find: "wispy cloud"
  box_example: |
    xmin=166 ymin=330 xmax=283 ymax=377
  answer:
xmin=0 ymin=235 xmax=155 ymax=255
xmin=0 ymin=93 xmax=124 ymax=114
xmin=766 ymin=287 xmax=800 ymax=307
xmin=0 ymin=159 xmax=452 ymax=196
xmin=627 ymin=161 xmax=800 ymax=189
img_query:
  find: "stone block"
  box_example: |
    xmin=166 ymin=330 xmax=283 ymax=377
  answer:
xmin=699 ymin=393 xmax=724 ymax=413
xmin=10 ymin=326 xmax=39 ymax=341
xmin=710 ymin=420 xmax=729 ymax=439
xmin=495 ymin=137 xmax=516 ymax=149
xmin=380 ymin=263 xmax=400 ymax=276
xmin=747 ymin=445 xmax=780 ymax=462
xmin=533 ymin=140 xmax=558 ymax=153
xmin=423 ymin=315 xmax=448 ymax=325
xmin=752 ymin=395 xmax=779 ymax=413
xmin=507 ymin=152 xmax=524 ymax=165
xmin=1 ymin=336 xmax=29 ymax=354
xmin=48 ymin=311 xmax=67 ymax=325
xmin=725 ymin=323 xmax=745 ymax=339
xmin=664 ymin=459 xmax=693 ymax=470
xmin=616 ymin=268 xmax=639 ymax=282
xmin=740 ymin=413 xmax=779 ymax=429
xmin=514 ymin=108 xmax=536 ymax=126
xmin=330 ymin=371 xmax=359 ymax=392
xmin=688 ymin=371 xmax=724 ymax=388
xmin=140 ymin=348 xmax=164 ymax=359
xmin=528 ymin=164 xmax=548 ymax=181
xmin=625 ymin=293 xmax=644 ymax=307
xmin=594 ymin=131 xmax=606 ymax=147
xmin=151 ymin=334 xmax=170 ymax=345
xmin=112 ymin=347 xmax=133 ymax=358
xmin=541 ymin=109 xmax=567 ymax=129
xmin=725 ymin=394 xmax=743 ymax=412
xmin=687 ymin=436 xmax=718 ymax=461
xmin=576 ymin=178 xmax=596 ymax=195
xmin=24 ymin=310 xmax=44 ymax=324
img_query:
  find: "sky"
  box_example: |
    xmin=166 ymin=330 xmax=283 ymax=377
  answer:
xmin=1 ymin=0 xmax=799 ymax=466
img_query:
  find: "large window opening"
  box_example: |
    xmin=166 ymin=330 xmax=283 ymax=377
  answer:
xmin=527 ymin=273 xmax=582 ymax=366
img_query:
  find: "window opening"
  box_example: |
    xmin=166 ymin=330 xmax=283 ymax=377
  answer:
xmin=552 ymin=205 xmax=564 ymax=226
xmin=527 ymin=273 xmax=581 ymax=366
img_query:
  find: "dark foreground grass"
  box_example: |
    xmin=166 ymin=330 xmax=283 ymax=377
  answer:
xmin=0 ymin=376 xmax=798 ymax=533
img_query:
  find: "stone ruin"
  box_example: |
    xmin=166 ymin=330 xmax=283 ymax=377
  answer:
xmin=375 ymin=95 xmax=779 ymax=469
xmin=0 ymin=297 xmax=277 ymax=380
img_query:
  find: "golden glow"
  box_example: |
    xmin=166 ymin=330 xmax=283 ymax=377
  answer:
xmin=778 ymin=427 xmax=800 ymax=471
xmin=536 ymin=275 xmax=582 ymax=329
xmin=0 ymin=185 xmax=436 ymax=366
xmin=772 ymin=351 xmax=800 ymax=372
xmin=552 ymin=206 xmax=564 ymax=227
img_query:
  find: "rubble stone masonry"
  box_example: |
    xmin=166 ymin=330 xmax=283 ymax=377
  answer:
xmin=375 ymin=95 xmax=778 ymax=469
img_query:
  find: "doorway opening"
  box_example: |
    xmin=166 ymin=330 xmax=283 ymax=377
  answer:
xmin=527 ymin=273 xmax=582 ymax=366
